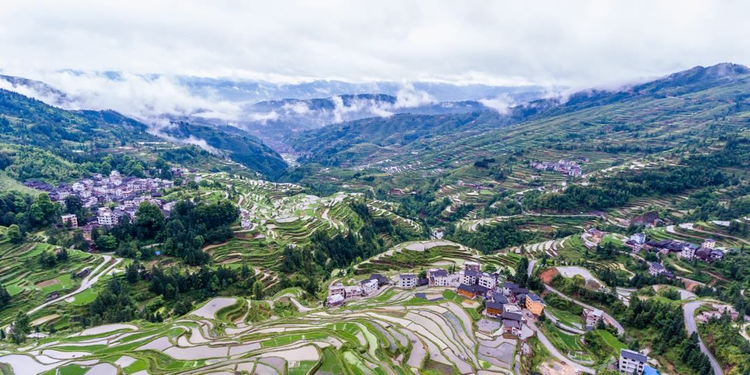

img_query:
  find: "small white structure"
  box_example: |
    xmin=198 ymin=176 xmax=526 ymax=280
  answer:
xmin=61 ymin=214 xmax=78 ymax=228
xmin=360 ymin=279 xmax=378 ymax=295
xmin=630 ymin=233 xmax=646 ymax=245
xmin=327 ymin=294 xmax=345 ymax=307
xmin=398 ymin=274 xmax=417 ymax=288
xmin=464 ymin=261 xmax=480 ymax=272
xmin=478 ymin=273 xmax=497 ymax=289
xmin=680 ymin=246 xmax=696 ymax=259
xmin=619 ymin=349 xmax=648 ymax=374
xmin=702 ymin=239 xmax=716 ymax=249
xmin=97 ymin=207 xmax=114 ymax=226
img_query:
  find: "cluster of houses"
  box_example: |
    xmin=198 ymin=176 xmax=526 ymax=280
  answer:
xmin=26 ymin=170 xmax=180 ymax=209
xmin=583 ymin=227 xmax=605 ymax=248
xmin=626 ymin=234 xmax=727 ymax=278
xmin=696 ymin=303 xmax=740 ymax=323
xmin=326 ymin=274 xmax=389 ymax=307
xmin=529 ymin=159 xmax=583 ymax=177
xmin=31 ymin=170 xmax=184 ymax=238
xmin=643 ymin=238 xmax=726 ymax=263
xmin=398 ymin=261 xmax=545 ymax=338
xmin=627 ymin=211 xmax=665 ymax=228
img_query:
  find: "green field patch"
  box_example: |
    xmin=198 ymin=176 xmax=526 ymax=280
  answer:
xmin=596 ymin=329 xmax=627 ymax=352
xmin=70 ymin=288 xmax=98 ymax=306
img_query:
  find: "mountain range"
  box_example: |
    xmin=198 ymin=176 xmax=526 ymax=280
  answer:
xmin=290 ymin=63 xmax=750 ymax=168
xmin=1 ymin=63 xmax=748 ymax=179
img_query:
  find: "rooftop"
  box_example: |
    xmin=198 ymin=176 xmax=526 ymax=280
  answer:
xmin=620 ymin=349 xmax=648 ymax=363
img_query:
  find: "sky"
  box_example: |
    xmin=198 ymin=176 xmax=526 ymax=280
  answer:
xmin=2 ymin=0 xmax=750 ymax=88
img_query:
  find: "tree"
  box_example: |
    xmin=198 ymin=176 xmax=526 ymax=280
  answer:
xmin=9 ymin=311 xmax=30 ymax=344
xmin=95 ymin=234 xmax=118 ymax=252
xmin=125 ymin=262 xmax=140 ymax=284
xmin=64 ymin=195 xmax=83 ymax=215
xmin=516 ymin=257 xmax=530 ymax=287
xmin=135 ymin=202 xmax=165 ymax=239
xmin=0 ymin=283 xmax=11 ymax=308
xmin=28 ymin=193 xmax=58 ymax=227
xmin=7 ymin=224 xmax=23 ymax=244
xmin=252 ymin=281 xmax=264 ymax=300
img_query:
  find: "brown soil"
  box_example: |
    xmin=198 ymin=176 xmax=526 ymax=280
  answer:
xmin=540 ymin=360 xmax=578 ymax=375
xmin=539 ymin=268 xmax=560 ymax=284
xmin=35 ymin=278 xmax=60 ymax=288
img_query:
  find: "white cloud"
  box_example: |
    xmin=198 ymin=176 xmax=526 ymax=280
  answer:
xmin=246 ymin=110 xmax=279 ymax=124
xmin=479 ymin=94 xmax=514 ymax=114
xmin=282 ymin=101 xmax=311 ymax=115
xmin=0 ymin=1 xmax=748 ymax=89
xmin=394 ymin=83 xmax=435 ymax=108
xmin=0 ymin=71 xmax=243 ymax=125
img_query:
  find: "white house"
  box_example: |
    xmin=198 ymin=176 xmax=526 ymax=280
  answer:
xmin=427 ymin=268 xmax=450 ymax=287
xmin=97 ymin=207 xmax=114 ymax=226
xmin=398 ymin=274 xmax=417 ymax=288
xmin=360 ymin=279 xmax=378 ymax=295
xmin=464 ymin=261 xmax=480 ymax=272
xmin=461 ymin=270 xmax=480 ymax=285
xmin=630 ymin=233 xmax=646 ymax=245
xmin=478 ymin=273 xmax=497 ymax=289
xmin=702 ymin=239 xmax=716 ymax=249
xmin=680 ymin=246 xmax=696 ymax=259
xmin=619 ymin=349 xmax=648 ymax=374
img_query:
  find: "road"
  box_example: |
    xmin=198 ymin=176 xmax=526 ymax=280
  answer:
xmin=543 ymin=310 xmax=585 ymax=334
xmin=29 ymin=255 xmax=121 ymax=315
xmin=683 ymin=301 xmax=724 ymax=375
xmin=527 ymin=320 xmax=595 ymax=374
xmin=527 ymin=259 xmax=537 ymax=276
xmin=544 ymin=285 xmax=625 ymax=335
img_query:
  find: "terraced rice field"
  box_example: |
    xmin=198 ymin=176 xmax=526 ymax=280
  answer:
xmin=355 ymin=240 xmax=478 ymax=274
xmin=1 ymin=288 xmax=518 ymax=374
xmin=0 ymin=238 xmax=101 ymax=323
xmin=203 ymin=173 xmax=421 ymax=272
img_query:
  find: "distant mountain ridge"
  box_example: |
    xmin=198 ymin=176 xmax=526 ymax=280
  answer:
xmin=0 ymin=88 xmax=288 ymax=178
xmin=289 ymin=63 xmax=750 ymax=167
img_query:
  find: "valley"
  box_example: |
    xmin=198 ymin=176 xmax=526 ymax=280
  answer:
xmin=0 ymin=63 xmax=749 ymax=375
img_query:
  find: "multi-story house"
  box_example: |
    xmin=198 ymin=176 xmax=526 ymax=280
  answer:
xmin=478 ymin=273 xmax=497 ymax=289
xmin=398 ymin=274 xmax=417 ymax=288
xmin=619 ymin=349 xmax=648 ymax=374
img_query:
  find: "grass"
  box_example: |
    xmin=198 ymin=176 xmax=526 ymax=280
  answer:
xmin=596 ymin=329 xmax=628 ymax=352
xmin=289 ymin=360 xmax=319 ymax=375
xmin=546 ymin=306 xmax=582 ymax=328
xmin=319 ymin=346 xmax=345 ymax=373
xmin=124 ymin=359 xmax=148 ymax=374
xmin=40 ymin=274 xmax=75 ymax=294
xmin=442 ymin=289 xmax=466 ymax=303
xmin=70 ymin=288 xmax=97 ymax=306
xmin=543 ymin=321 xmax=588 ymax=353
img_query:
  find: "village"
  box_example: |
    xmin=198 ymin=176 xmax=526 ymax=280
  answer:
xmin=529 ymin=158 xmax=586 ymax=178
xmin=25 ymin=169 xmax=186 ymax=240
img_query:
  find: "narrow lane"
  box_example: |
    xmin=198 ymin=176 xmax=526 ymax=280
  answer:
xmin=29 ymin=255 xmax=121 ymax=315
xmin=544 ymin=285 xmax=625 ymax=335
xmin=527 ymin=320 xmax=595 ymax=374
xmin=683 ymin=301 xmax=724 ymax=375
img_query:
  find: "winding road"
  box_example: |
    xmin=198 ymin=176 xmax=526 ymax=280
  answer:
xmin=527 ymin=320 xmax=595 ymax=374
xmin=543 ymin=310 xmax=585 ymax=334
xmin=29 ymin=255 xmax=121 ymax=315
xmin=544 ymin=285 xmax=625 ymax=335
xmin=683 ymin=301 xmax=724 ymax=375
